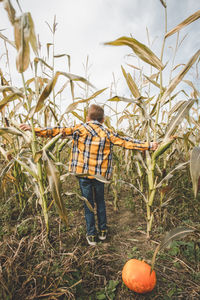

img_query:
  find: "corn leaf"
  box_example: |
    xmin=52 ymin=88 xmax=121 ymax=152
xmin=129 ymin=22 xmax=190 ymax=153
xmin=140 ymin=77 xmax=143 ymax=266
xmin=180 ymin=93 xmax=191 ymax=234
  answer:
xmin=33 ymin=71 xmax=94 ymax=115
xmin=14 ymin=15 xmax=30 ymax=72
xmin=0 ymin=93 xmax=22 ymax=111
xmin=159 ymin=0 xmax=167 ymax=8
xmin=34 ymin=57 xmax=53 ymax=71
xmin=14 ymin=158 xmax=38 ymax=179
xmin=104 ymin=36 xmax=164 ymax=70
xmin=65 ymin=88 xmax=107 ymax=114
xmin=165 ymin=10 xmax=200 ymax=38
xmin=0 ymin=31 xmax=15 ymax=48
xmin=65 ymin=192 xmax=94 ymax=212
xmin=0 ymin=126 xmax=23 ymax=136
xmin=27 ymin=12 xmax=38 ymax=55
xmin=107 ymin=96 xmax=136 ymax=103
xmin=75 ymin=173 xmax=110 ymax=184
xmin=190 ymin=146 xmax=200 ymax=198
xmin=163 ymin=99 xmax=195 ymax=142
xmin=71 ymin=111 xmax=84 ymax=122
xmin=59 ymin=71 xmax=95 ymax=88
xmin=121 ymin=66 xmax=141 ymax=98
xmin=183 ymin=80 xmax=200 ymax=98
xmin=160 ymin=227 xmax=195 ymax=251
xmin=160 ymin=50 xmax=200 ymax=104
xmin=156 ymin=161 xmax=189 ymax=188
xmin=33 ymin=72 xmax=60 ymax=114
xmin=0 ymin=146 xmax=12 ymax=161
xmin=143 ymin=74 xmax=163 ymax=90
xmin=44 ymin=151 xmax=68 ymax=226
xmin=3 ymin=0 xmax=16 ymax=25
xmin=151 ymin=227 xmax=195 ymax=270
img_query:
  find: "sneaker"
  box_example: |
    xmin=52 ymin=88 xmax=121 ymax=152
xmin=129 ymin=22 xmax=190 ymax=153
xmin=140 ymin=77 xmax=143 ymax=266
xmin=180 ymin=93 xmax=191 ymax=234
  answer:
xmin=86 ymin=235 xmax=97 ymax=246
xmin=98 ymin=230 xmax=107 ymax=241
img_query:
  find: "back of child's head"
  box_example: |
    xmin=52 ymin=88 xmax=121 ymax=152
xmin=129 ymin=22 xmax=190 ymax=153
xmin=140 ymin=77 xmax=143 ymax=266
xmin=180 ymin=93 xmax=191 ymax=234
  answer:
xmin=88 ymin=104 xmax=104 ymax=122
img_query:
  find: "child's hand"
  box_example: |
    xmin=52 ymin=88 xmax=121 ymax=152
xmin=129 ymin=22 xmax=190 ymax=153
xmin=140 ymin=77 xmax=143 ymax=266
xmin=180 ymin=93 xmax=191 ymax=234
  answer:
xmin=19 ymin=124 xmax=31 ymax=131
xmin=150 ymin=142 xmax=158 ymax=151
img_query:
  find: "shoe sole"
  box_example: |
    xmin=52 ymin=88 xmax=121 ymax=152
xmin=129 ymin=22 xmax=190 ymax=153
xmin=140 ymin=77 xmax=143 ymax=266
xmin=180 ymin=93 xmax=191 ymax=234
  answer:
xmin=86 ymin=236 xmax=97 ymax=246
xmin=98 ymin=236 xmax=106 ymax=241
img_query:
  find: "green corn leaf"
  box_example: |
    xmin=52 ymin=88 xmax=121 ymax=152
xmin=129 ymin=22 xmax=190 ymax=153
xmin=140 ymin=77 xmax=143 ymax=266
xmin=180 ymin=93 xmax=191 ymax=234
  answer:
xmin=152 ymin=138 xmax=175 ymax=161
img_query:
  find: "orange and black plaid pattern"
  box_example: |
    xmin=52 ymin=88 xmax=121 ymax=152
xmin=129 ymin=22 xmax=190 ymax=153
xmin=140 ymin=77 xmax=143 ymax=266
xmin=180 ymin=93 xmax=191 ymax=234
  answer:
xmin=35 ymin=121 xmax=149 ymax=179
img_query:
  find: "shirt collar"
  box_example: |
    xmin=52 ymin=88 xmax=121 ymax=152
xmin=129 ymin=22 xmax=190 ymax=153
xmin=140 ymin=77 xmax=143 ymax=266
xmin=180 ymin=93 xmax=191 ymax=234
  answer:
xmin=86 ymin=120 xmax=102 ymax=125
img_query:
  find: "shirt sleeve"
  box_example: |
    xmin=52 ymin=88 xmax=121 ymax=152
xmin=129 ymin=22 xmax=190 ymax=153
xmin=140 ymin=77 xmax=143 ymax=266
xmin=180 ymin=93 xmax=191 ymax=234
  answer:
xmin=34 ymin=126 xmax=74 ymax=138
xmin=108 ymin=130 xmax=149 ymax=151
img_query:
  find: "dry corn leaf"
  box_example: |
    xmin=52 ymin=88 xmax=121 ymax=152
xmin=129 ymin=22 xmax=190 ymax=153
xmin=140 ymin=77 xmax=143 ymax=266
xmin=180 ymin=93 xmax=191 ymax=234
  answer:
xmin=190 ymin=147 xmax=200 ymax=198
xmin=59 ymin=71 xmax=95 ymax=88
xmin=33 ymin=71 xmax=95 ymax=115
xmin=0 ymin=31 xmax=16 ymax=48
xmin=65 ymin=192 xmax=94 ymax=212
xmin=0 ymin=86 xmax=24 ymax=96
xmin=126 ymin=63 xmax=141 ymax=71
xmin=121 ymin=66 xmax=141 ymax=98
xmin=27 ymin=12 xmax=38 ymax=55
xmin=33 ymin=72 xmax=60 ymax=114
xmin=105 ymin=36 xmax=164 ymax=70
xmin=34 ymin=57 xmax=53 ymax=71
xmin=71 ymin=111 xmax=84 ymax=122
xmin=165 ymin=10 xmax=200 ymax=38
xmin=163 ymin=99 xmax=195 ymax=142
xmin=143 ymin=74 xmax=164 ymax=91
xmin=16 ymin=42 xmax=30 ymax=73
xmin=168 ymin=100 xmax=185 ymax=116
xmin=159 ymin=0 xmax=167 ymax=8
xmin=183 ymin=80 xmax=200 ymax=98
xmin=156 ymin=161 xmax=188 ymax=188
xmin=14 ymin=14 xmax=30 ymax=72
xmin=0 ymin=93 xmax=22 ymax=111
xmin=65 ymin=88 xmax=107 ymax=114
xmin=151 ymin=226 xmax=194 ymax=270
xmin=44 ymin=151 xmax=68 ymax=225
xmin=14 ymin=158 xmax=38 ymax=179
xmin=14 ymin=12 xmax=37 ymax=72
xmin=3 ymin=0 xmax=16 ymax=25
xmin=160 ymin=50 xmax=200 ymax=104
xmin=108 ymin=95 xmax=135 ymax=103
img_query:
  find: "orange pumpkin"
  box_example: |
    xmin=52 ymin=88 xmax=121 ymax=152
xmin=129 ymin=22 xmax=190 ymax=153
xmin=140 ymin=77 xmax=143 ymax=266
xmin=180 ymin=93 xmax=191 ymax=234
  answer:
xmin=122 ymin=259 xmax=156 ymax=294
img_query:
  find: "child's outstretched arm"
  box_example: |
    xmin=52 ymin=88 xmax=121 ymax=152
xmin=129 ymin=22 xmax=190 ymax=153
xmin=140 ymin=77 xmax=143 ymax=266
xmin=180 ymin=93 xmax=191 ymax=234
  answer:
xmin=108 ymin=130 xmax=158 ymax=151
xmin=19 ymin=124 xmax=74 ymax=138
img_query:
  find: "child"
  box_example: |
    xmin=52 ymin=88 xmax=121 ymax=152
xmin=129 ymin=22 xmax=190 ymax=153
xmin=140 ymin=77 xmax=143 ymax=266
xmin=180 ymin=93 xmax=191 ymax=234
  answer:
xmin=20 ymin=104 xmax=158 ymax=246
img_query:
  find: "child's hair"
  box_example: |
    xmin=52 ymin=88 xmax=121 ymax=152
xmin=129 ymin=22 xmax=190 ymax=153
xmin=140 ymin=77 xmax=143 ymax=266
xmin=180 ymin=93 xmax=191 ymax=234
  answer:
xmin=88 ymin=104 xmax=104 ymax=122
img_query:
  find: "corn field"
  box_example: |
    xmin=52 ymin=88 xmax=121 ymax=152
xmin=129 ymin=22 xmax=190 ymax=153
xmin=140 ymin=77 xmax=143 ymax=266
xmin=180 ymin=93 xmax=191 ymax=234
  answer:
xmin=0 ymin=1 xmax=200 ymax=299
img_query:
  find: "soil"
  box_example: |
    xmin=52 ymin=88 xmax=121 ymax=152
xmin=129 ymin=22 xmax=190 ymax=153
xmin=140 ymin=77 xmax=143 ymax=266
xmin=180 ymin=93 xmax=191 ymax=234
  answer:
xmin=0 ymin=179 xmax=200 ymax=300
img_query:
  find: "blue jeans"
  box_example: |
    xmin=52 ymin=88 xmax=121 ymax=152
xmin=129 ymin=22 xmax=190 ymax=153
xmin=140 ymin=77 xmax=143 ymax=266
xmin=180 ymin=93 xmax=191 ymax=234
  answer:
xmin=78 ymin=177 xmax=107 ymax=236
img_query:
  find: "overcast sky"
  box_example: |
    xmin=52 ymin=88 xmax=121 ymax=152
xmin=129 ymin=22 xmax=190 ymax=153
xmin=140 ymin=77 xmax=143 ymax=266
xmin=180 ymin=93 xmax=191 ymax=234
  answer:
xmin=0 ymin=0 xmax=199 ymax=118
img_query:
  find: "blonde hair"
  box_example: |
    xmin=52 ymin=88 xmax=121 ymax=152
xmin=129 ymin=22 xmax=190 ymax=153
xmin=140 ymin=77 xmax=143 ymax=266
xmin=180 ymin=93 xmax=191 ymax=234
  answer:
xmin=88 ymin=104 xmax=104 ymax=122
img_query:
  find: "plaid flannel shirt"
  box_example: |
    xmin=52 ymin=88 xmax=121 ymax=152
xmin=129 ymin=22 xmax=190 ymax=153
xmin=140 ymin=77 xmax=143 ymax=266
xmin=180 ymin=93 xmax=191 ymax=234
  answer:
xmin=35 ymin=120 xmax=149 ymax=180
